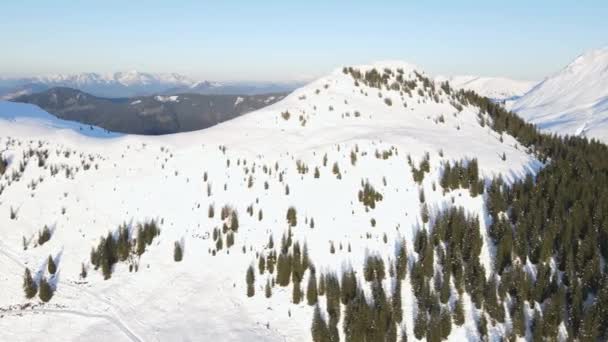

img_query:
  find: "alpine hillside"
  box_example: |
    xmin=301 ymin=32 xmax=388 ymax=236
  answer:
xmin=0 ymin=61 xmax=606 ymax=342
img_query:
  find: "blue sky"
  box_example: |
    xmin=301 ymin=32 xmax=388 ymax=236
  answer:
xmin=1 ymin=1 xmax=606 ymax=81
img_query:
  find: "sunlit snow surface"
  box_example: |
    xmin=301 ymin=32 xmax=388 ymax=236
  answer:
xmin=0 ymin=63 xmax=541 ymax=341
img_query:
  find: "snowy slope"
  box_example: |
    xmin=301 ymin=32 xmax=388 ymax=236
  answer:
xmin=511 ymin=47 xmax=608 ymax=143
xmin=0 ymin=101 xmax=120 ymax=138
xmin=435 ymin=75 xmax=536 ymax=100
xmin=0 ymin=62 xmax=541 ymax=341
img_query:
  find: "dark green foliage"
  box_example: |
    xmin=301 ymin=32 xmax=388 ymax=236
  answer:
xmin=453 ymin=295 xmax=465 ymax=326
xmin=0 ymin=157 xmax=7 ymax=175
xmin=265 ymin=278 xmax=272 ymax=298
xmin=392 ymin=279 xmax=403 ymax=323
xmin=90 ymin=220 xmax=159 ymax=279
xmin=363 ymin=255 xmax=385 ymax=282
xmin=286 ymin=206 xmax=297 ymax=227
xmin=23 ymin=268 xmax=37 ymax=299
xmin=276 ymin=252 xmax=292 ymax=286
xmin=411 ymin=153 xmax=430 ymax=184
xmin=38 ymin=277 xmax=53 ymax=302
xmin=173 ymin=241 xmax=183 ymax=262
xmin=413 ymin=305 xmax=428 ymax=340
xmin=420 ymin=203 xmax=429 ymax=223
xmin=358 ymin=180 xmax=383 ymax=209
xmin=136 ymin=220 xmax=160 ymax=256
xmin=246 ymin=264 xmax=255 ymax=297
xmin=439 ymin=158 xmax=483 ymax=196
xmin=307 ymin=269 xmax=318 ymax=306
xmin=477 ymin=314 xmax=488 ymax=339
xmin=325 ymin=273 xmax=341 ymax=321
xmin=340 ymin=269 xmax=357 ymax=305
xmin=47 ymin=255 xmax=56 ymax=275
xmin=258 ymin=254 xmax=266 ymax=274
xmin=38 ymin=225 xmax=52 ymax=246
xmin=292 ymin=279 xmax=303 ymax=304
xmin=311 ymin=305 xmax=331 ymax=342
xmin=80 ymin=263 xmax=87 ymax=279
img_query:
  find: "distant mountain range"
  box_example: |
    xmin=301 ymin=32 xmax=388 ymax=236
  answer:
xmin=0 ymin=71 xmax=303 ymax=99
xmin=12 ymin=87 xmax=286 ymax=134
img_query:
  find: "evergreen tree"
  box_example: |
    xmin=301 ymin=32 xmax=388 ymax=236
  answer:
xmin=286 ymin=207 xmax=297 ymax=227
xmin=311 ymin=305 xmax=331 ymax=342
xmin=246 ymin=264 xmax=255 ymax=297
xmin=23 ymin=268 xmax=37 ymax=299
xmin=292 ymin=279 xmax=303 ymax=304
xmin=38 ymin=277 xmax=53 ymax=302
xmin=413 ymin=306 xmax=427 ymax=340
xmin=47 ymin=255 xmax=56 ymax=275
xmin=258 ymin=254 xmax=266 ymax=274
xmin=38 ymin=225 xmax=52 ymax=246
xmin=453 ymin=295 xmax=465 ymax=326
xmin=392 ymin=279 xmax=403 ymax=323
xmin=307 ymin=270 xmax=318 ymax=306
xmin=265 ymin=278 xmax=272 ymax=298
xmin=173 ymin=241 xmax=183 ymax=262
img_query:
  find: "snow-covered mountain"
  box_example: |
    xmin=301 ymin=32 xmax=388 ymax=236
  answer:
xmin=0 ymin=62 xmax=542 ymax=341
xmin=0 ymin=71 xmax=195 ymax=99
xmin=435 ymin=75 xmax=536 ymax=101
xmin=0 ymin=72 xmax=304 ymax=99
xmin=511 ymin=47 xmax=608 ymax=143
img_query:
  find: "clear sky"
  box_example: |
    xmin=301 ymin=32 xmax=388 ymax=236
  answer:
xmin=1 ymin=1 xmax=606 ymax=82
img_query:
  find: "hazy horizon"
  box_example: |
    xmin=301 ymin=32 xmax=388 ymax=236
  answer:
xmin=1 ymin=1 xmax=607 ymax=82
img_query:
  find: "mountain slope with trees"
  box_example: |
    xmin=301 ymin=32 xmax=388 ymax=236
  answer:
xmin=0 ymin=61 xmax=604 ymax=342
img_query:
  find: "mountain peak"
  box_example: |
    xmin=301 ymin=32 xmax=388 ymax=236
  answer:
xmin=512 ymin=46 xmax=608 ymax=142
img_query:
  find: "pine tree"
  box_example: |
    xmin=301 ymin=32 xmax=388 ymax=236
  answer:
xmin=258 ymin=255 xmax=266 ymax=274
xmin=413 ymin=306 xmax=427 ymax=340
xmin=325 ymin=273 xmax=341 ymax=321
xmin=392 ymin=279 xmax=403 ymax=323
xmin=307 ymin=270 xmax=319 ymax=306
xmin=246 ymin=265 xmax=255 ymax=297
xmin=47 ymin=255 xmax=56 ymax=275
xmin=286 ymin=207 xmax=297 ymax=227
xmin=311 ymin=305 xmax=331 ymax=342
xmin=38 ymin=277 xmax=53 ymax=302
xmin=421 ymin=203 xmax=429 ymax=223
xmin=38 ymin=225 xmax=52 ymax=246
xmin=80 ymin=263 xmax=88 ymax=279
xmin=453 ymin=295 xmax=465 ymax=326
xmin=173 ymin=241 xmax=183 ymax=262
xmin=440 ymin=308 xmax=452 ymax=339
xmin=265 ymin=278 xmax=272 ymax=298
xmin=23 ymin=268 xmax=37 ymax=299
xmin=293 ymin=279 xmax=303 ymax=304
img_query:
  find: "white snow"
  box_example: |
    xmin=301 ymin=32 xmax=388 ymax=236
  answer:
xmin=511 ymin=47 xmax=608 ymax=143
xmin=0 ymin=62 xmax=542 ymax=341
xmin=234 ymin=96 xmax=244 ymax=107
xmin=0 ymin=101 xmax=120 ymax=138
xmin=153 ymin=95 xmax=179 ymax=103
xmin=435 ymin=75 xmax=536 ymax=100
xmin=130 ymin=100 xmax=142 ymax=106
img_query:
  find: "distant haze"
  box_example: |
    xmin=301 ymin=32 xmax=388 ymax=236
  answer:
xmin=1 ymin=1 xmax=607 ymax=81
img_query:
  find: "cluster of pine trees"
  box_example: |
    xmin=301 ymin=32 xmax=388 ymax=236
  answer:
xmin=439 ymin=158 xmax=484 ymax=196
xmin=410 ymin=152 xmax=430 ymax=184
xmin=23 ymin=265 xmax=55 ymax=303
xmin=457 ymin=86 xmax=608 ymax=339
xmin=358 ymin=180 xmax=383 ymax=209
xmin=90 ymin=220 xmax=160 ymax=279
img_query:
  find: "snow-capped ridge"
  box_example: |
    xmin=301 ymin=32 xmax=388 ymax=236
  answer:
xmin=512 ymin=46 xmax=608 ymax=142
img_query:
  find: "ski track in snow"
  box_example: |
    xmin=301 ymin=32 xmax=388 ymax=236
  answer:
xmin=0 ymin=240 xmax=144 ymax=342
xmin=2 ymin=308 xmax=142 ymax=342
